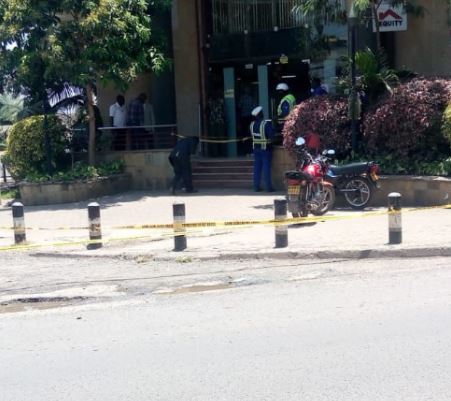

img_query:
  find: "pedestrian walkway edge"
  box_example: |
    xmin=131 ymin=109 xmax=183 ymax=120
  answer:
xmin=32 ymin=245 xmax=451 ymax=262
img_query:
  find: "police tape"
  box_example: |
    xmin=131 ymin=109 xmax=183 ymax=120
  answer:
xmin=174 ymin=132 xmax=252 ymax=144
xmin=0 ymin=203 xmax=449 ymax=252
xmin=173 ymin=132 xmax=283 ymax=144
xmin=0 ymin=203 xmax=449 ymax=233
xmin=0 ymin=227 xmax=233 ymax=252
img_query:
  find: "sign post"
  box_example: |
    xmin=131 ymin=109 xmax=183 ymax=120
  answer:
xmin=373 ymin=1 xmax=408 ymax=33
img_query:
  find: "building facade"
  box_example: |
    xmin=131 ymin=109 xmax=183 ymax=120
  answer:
xmin=98 ymin=0 xmax=451 ymax=157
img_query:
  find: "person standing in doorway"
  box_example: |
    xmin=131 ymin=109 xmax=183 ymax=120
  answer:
xmin=109 ymin=94 xmax=126 ymax=150
xmin=250 ymin=106 xmax=275 ymax=192
xmin=276 ymin=83 xmax=296 ymax=129
xmin=168 ymin=136 xmax=199 ymax=195
xmin=311 ymin=77 xmax=328 ymax=96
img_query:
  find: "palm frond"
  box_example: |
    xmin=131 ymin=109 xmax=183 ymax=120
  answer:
xmin=0 ymin=93 xmax=25 ymax=123
xmin=48 ymin=84 xmax=85 ymax=110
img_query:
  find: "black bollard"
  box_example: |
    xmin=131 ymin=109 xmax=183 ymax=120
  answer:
xmin=173 ymin=202 xmax=187 ymax=251
xmin=87 ymin=202 xmax=102 ymax=249
xmin=388 ymin=192 xmax=402 ymax=244
xmin=274 ymin=198 xmax=288 ymax=248
xmin=12 ymin=202 xmax=26 ymax=245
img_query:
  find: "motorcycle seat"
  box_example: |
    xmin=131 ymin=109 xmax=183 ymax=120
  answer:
xmin=285 ymin=170 xmax=312 ymax=181
xmin=328 ymin=162 xmax=370 ymax=176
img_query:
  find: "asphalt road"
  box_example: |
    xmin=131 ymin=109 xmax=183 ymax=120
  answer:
xmin=1 ymin=255 xmax=451 ymax=401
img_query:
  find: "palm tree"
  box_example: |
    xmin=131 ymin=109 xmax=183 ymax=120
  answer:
xmin=355 ymin=47 xmax=399 ymax=104
xmin=0 ymin=93 xmax=24 ymax=124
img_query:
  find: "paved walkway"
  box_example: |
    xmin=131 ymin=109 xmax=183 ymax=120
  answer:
xmin=0 ymin=189 xmax=450 ymax=260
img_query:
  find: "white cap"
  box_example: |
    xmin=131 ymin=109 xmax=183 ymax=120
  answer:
xmin=251 ymin=106 xmax=263 ymax=117
xmin=276 ymin=83 xmax=289 ymax=91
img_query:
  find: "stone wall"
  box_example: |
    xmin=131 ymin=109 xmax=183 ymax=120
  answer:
xmin=372 ymin=176 xmax=451 ymax=207
xmin=98 ymin=150 xmax=172 ymax=190
xmin=272 ymin=146 xmax=296 ymax=190
xmin=19 ymin=174 xmax=131 ymax=206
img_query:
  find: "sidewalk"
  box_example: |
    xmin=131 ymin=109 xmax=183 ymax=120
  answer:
xmin=0 ymin=189 xmax=450 ymax=260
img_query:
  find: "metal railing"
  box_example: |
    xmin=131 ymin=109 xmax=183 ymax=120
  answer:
xmin=96 ymin=124 xmax=178 ymax=151
xmin=212 ymin=0 xmax=303 ymax=34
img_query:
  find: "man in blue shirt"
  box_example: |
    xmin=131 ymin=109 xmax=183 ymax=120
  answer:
xmin=250 ymin=106 xmax=275 ymax=192
xmin=311 ymin=78 xmax=328 ymax=96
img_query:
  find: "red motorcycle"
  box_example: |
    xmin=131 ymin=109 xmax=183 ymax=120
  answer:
xmin=285 ymin=137 xmax=335 ymax=218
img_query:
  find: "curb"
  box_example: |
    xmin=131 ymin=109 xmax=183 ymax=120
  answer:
xmin=32 ymin=245 xmax=451 ymax=262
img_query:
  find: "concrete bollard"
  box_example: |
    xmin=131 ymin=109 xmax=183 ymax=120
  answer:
xmin=274 ymin=198 xmax=288 ymax=248
xmin=12 ymin=202 xmax=26 ymax=245
xmin=173 ymin=202 xmax=187 ymax=251
xmin=388 ymin=193 xmax=402 ymax=244
xmin=87 ymin=202 xmax=102 ymax=250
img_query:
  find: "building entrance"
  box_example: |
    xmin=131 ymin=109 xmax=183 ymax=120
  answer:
xmin=204 ymin=59 xmax=310 ymax=158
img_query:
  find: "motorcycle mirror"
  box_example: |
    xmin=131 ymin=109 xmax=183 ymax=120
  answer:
xmin=322 ymin=149 xmax=335 ymax=156
xmin=295 ymin=137 xmax=305 ymax=147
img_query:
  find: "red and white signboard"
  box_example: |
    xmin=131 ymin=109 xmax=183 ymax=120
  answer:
xmin=373 ymin=1 xmax=408 ymax=32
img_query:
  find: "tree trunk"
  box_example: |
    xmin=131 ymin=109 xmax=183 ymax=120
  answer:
xmin=86 ymin=83 xmax=96 ymax=166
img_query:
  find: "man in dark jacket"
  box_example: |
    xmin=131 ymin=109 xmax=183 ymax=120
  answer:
xmin=168 ymin=136 xmax=199 ymax=194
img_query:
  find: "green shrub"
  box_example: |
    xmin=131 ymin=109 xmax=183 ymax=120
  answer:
xmin=2 ymin=115 xmax=69 ymax=180
xmin=23 ymin=160 xmax=125 ymax=183
xmin=363 ymin=78 xmax=451 ymax=162
xmin=0 ymin=187 xmax=20 ymax=200
xmin=340 ymin=152 xmax=451 ymax=176
xmin=442 ymin=103 xmax=451 ymax=145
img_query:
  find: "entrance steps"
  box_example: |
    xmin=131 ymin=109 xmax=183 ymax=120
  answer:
xmin=192 ymin=158 xmax=253 ymax=189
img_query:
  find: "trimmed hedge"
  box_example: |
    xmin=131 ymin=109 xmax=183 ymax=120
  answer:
xmin=2 ymin=115 xmax=69 ymax=180
xmin=283 ymin=78 xmax=451 ymax=169
xmin=363 ymin=78 xmax=451 ymax=161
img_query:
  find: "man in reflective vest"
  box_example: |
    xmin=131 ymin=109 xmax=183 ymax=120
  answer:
xmin=250 ymin=106 xmax=275 ymax=192
xmin=276 ymin=83 xmax=296 ymax=127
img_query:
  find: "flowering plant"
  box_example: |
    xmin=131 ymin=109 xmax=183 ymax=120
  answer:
xmin=282 ymin=96 xmax=351 ymax=155
xmin=363 ymin=78 xmax=451 ymax=160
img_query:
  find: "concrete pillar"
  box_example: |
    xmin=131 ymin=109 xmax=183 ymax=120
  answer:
xmin=172 ymin=0 xmax=201 ymax=137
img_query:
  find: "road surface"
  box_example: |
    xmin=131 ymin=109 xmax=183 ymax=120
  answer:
xmin=1 ymin=255 xmax=451 ymax=401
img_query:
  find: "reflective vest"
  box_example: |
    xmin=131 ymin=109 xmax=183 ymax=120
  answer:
xmin=250 ymin=120 xmax=271 ymax=150
xmin=277 ymin=94 xmax=296 ymax=120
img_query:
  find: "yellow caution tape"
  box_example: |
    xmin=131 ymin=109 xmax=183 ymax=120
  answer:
xmin=175 ymin=133 xmax=252 ymax=144
xmin=0 ymin=227 xmax=231 ymax=252
xmin=0 ymin=203 xmax=449 ymax=233
xmin=173 ymin=132 xmax=283 ymax=144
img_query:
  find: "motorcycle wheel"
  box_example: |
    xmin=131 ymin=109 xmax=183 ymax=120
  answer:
xmin=311 ymin=186 xmax=335 ymax=216
xmin=292 ymin=204 xmax=308 ymax=218
xmin=343 ymin=177 xmax=372 ymax=210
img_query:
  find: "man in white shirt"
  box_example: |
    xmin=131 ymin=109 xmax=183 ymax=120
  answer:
xmin=109 ymin=95 xmax=126 ymax=127
xmin=109 ymin=95 xmax=126 ymax=150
